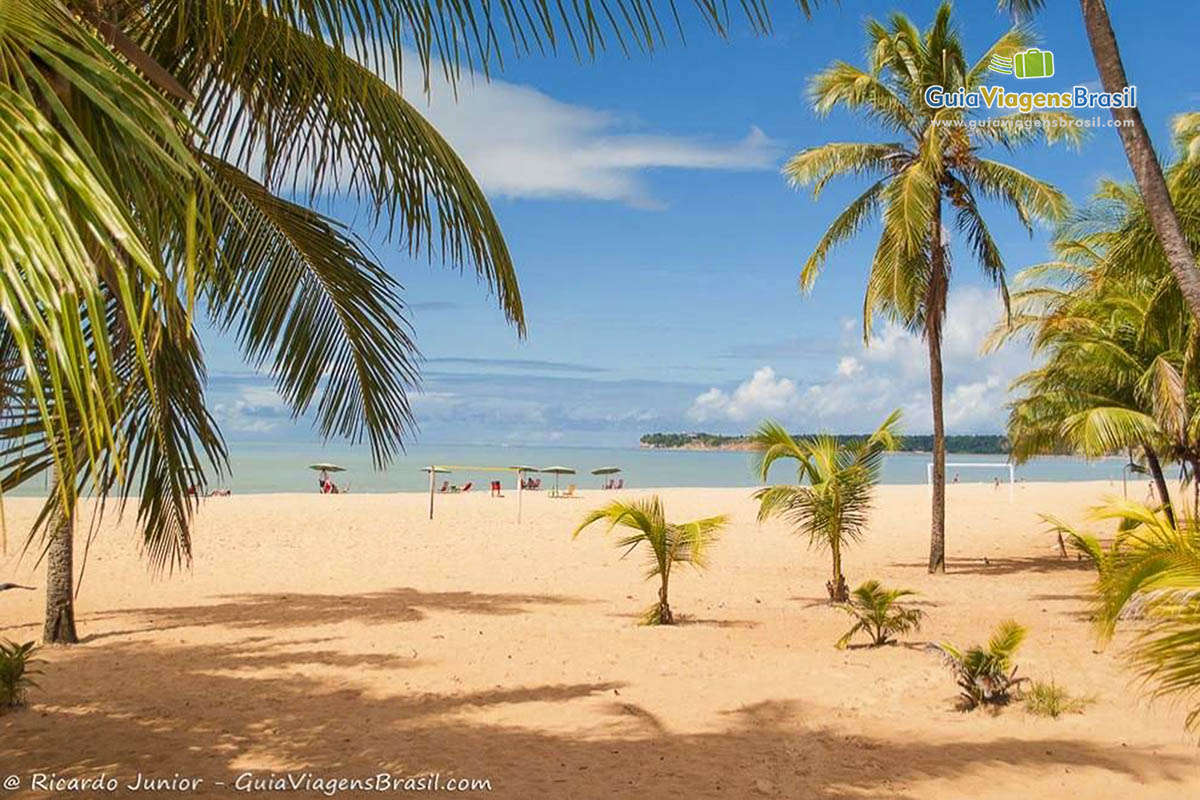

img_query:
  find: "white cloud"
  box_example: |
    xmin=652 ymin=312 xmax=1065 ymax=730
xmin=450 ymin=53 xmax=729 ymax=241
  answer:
xmin=211 ymin=385 xmax=293 ymax=434
xmin=232 ymin=51 xmax=780 ymax=209
xmin=688 ymin=366 xmax=802 ymax=423
xmin=408 ymin=67 xmax=779 ymax=208
xmin=836 ymin=356 xmax=863 ymax=377
xmin=688 ymin=286 xmax=1031 ymax=433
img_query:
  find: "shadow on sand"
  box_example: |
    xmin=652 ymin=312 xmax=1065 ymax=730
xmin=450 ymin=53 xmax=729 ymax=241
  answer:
xmin=0 ymin=587 xmax=1191 ymax=799
xmin=888 ymin=556 xmax=1096 ymax=577
xmin=78 ymin=587 xmax=587 ymax=642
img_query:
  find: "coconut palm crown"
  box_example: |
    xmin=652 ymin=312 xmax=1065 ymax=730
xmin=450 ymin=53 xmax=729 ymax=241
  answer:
xmin=3 ymin=0 xmax=802 ymax=642
xmin=992 ymin=123 xmax=1200 ymax=521
xmin=752 ymin=409 xmax=901 ymax=602
xmin=574 ymin=496 xmax=728 ymax=625
xmin=784 ymin=2 xmax=1075 ymax=573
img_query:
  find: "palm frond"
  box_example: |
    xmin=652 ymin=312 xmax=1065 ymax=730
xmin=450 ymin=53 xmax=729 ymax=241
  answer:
xmin=202 ymin=157 xmax=420 ymax=466
xmin=147 ymin=8 xmax=522 ymax=328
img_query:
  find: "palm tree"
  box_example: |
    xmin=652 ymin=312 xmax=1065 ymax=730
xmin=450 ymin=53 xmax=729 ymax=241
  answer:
xmin=574 ymin=496 xmax=728 ymax=625
xmin=785 ymin=3 xmax=1074 ymax=573
xmin=1001 ymin=0 xmax=1200 ymax=324
xmin=996 ymin=260 xmax=1188 ymax=521
xmin=1084 ymin=498 xmax=1200 ymax=731
xmin=935 ymin=619 xmax=1028 ymax=709
xmin=4 ymin=0 xmax=791 ymax=642
xmin=836 ymin=580 xmax=924 ymax=649
xmin=995 ymin=130 xmax=1200 ymax=521
xmin=752 ymin=410 xmax=901 ymax=602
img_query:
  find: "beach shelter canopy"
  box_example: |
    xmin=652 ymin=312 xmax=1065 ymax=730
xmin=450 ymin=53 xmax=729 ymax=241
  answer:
xmin=539 ymin=466 xmax=575 ymax=497
xmin=591 ymin=467 xmax=621 ymax=475
xmin=308 ymin=462 xmax=345 ymax=472
xmin=508 ymin=465 xmax=539 ymax=472
xmin=426 ymin=464 xmax=534 ymax=520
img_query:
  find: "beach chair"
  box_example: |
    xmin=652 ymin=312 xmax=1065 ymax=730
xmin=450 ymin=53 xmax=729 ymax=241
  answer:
xmin=460 ymin=482 xmax=473 ymax=493
xmin=562 ymin=484 xmax=576 ymax=498
xmin=615 ymin=479 xmax=624 ymax=490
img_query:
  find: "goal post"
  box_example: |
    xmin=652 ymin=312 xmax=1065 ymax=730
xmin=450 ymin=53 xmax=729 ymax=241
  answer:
xmin=927 ymin=461 xmax=1015 ymax=503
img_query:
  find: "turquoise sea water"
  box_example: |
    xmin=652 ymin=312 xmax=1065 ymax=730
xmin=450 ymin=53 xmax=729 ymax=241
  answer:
xmin=183 ymin=442 xmax=1131 ymax=494
xmin=5 ymin=442 xmax=1135 ymax=496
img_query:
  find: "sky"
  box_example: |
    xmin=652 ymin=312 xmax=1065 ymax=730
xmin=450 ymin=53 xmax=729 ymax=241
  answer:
xmin=200 ymin=0 xmax=1199 ymax=448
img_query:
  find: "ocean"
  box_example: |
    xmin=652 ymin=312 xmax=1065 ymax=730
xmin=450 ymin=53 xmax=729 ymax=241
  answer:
xmin=197 ymin=442 xmax=1132 ymax=494
xmin=5 ymin=442 xmax=1137 ymax=496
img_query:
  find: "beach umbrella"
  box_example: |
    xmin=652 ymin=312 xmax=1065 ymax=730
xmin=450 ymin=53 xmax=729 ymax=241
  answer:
xmin=539 ymin=466 xmax=575 ymax=497
xmin=308 ymin=462 xmax=346 ymax=494
xmin=591 ymin=466 xmax=621 ymax=488
xmin=508 ymin=464 xmax=538 ymax=486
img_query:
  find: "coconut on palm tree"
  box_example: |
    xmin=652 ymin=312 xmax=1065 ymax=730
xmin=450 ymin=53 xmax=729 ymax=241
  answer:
xmin=752 ymin=410 xmax=901 ymax=602
xmin=574 ymin=496 xmax=728 ymax=625
xmin=3 ymin=0 xmax=789 ymax=642
xmin=785 ymin=3 xmax=1074 ymax=573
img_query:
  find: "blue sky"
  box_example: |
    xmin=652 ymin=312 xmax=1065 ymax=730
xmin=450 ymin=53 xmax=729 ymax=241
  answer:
xmin=202 ymin=0 xmax=1199 ymax=448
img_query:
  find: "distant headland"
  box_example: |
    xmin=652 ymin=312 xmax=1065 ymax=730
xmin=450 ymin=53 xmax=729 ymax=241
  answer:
xmin=639 ymin=432 xmax=1011 ymax=455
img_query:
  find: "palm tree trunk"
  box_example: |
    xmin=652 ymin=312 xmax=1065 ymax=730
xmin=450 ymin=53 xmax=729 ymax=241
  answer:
xmin=1193 ymin=458 xmax=1199 ymax=518
xmin=43 ymin=493 xmax=78 ymax=644
xmin=1143 ymin=443 xmax=1175 ymax=527
xmin=657 ymin=573 xmax=673 ymax=625
xmin=829 ymin=537 xmax=848 ymax=602
xmin=1079 ymin=0 xmax=1200 ymax=321
xmin=927 ymin=203 xmax=948 ymax=574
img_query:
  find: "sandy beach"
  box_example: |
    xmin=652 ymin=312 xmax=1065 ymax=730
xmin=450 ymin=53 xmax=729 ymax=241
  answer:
xmin=1 ymin=481 xmax=1197 ymax=798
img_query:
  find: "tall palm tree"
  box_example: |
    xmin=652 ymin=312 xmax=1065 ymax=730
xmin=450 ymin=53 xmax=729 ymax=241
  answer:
xmin=995 ymin=126 xmax=1200 ymax=521
xmin=997 ymin=254 xmax=1193 ymax=519
xmin=4 ymin=0 xmax=791 ymax=642
xmin=574 ymin=495 xmax=728 ymax=625
xmin=784 ymin=3 xmax=1073 ymax=572
xmin=1000 ymin=0 xmax=1200 ymax=324
xmin=752 ymin=409 xmax=901 ymax=602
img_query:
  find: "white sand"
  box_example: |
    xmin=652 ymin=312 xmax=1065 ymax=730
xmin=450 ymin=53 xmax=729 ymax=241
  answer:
xmin=0 ymin=481 xmax=1197 ymax=798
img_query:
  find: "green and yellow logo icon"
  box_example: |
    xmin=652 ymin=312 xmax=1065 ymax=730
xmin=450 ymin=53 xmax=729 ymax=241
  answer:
xmin=989 ymin=48 xmax=1055 ymax=79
